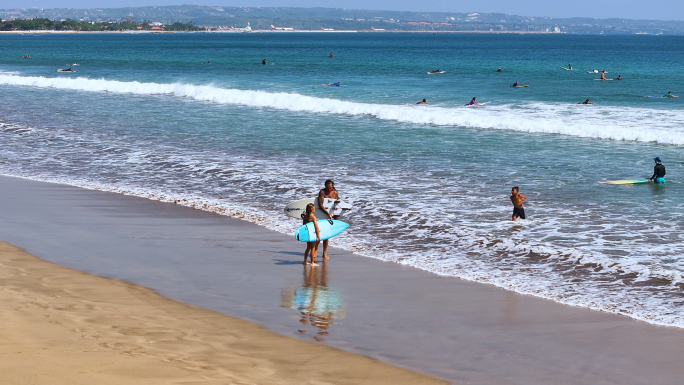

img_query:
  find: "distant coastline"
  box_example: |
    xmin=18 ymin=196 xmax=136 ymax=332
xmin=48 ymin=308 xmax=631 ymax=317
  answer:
xmin=0 ymin=29 xmax=558 ymax=34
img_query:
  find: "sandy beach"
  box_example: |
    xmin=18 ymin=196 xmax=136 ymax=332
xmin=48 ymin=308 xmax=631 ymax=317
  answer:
xmin=0 ymin=241 xmax=444 ymax=384
xmin=0 ymin=174 xmax=683 ymax=384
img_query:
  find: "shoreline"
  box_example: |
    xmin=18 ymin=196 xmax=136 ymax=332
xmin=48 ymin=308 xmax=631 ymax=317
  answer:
xmin=0 ymin=174 xmax=683 ymax=383
xmin=0 ymin=241 xmax=444 ymax=384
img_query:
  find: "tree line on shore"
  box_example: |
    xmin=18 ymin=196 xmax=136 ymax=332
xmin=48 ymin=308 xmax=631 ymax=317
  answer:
xmin=0 ymin=18 xmax=201 ymax=31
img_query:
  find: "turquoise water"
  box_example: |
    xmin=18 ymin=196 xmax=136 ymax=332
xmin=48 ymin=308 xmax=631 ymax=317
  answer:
xmin=0 ymin=32 xmax=683 ymax=327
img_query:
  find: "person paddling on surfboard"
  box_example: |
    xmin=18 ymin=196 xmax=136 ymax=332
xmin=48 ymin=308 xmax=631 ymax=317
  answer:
xmin=665 ymin=91 xmax=678 ymax=98
xmin=416 ymin=99 xmax=427 ymax=104
xmin=318 ymin=180 xmax=339 ymax=259
xmin=649 ymin=157 xmax=666 ymax=184
xmin=465 ymin=97 xmax=478 ymax=106
xmin=301 ymin=203 xmax=321 ymax=265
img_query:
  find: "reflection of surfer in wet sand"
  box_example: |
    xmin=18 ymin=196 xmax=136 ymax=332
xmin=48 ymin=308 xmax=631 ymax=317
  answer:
xmin=285 ymin=263 xmax=342 ymax=341
xmin=318 ymin=179 xmax=339 ymax=259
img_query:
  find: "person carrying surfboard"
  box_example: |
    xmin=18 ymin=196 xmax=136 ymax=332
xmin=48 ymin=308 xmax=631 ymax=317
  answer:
xmin=302 ymin=203 xmax=321 ymax=265
xmin=318 ymin=180 xmax=339 ymax=259
xmin=510 ymin=187 xmax=527 ymax=221
xmin=649 ymin=157 xmax=666 ymax=184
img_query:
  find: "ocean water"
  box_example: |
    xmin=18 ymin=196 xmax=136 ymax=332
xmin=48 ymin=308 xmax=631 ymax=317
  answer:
xmin=0 ymin=32 xmax=683 ymax=327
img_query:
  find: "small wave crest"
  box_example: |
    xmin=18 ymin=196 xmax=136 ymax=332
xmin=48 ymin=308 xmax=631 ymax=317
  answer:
xmin=2 ymin=74 xmax=684 ymax=145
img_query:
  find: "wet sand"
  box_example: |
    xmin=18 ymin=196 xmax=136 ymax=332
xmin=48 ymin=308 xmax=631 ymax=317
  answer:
xmin=0 ymin=241 xmax=444 ymax=384
xmin=0 ymin=174 xmax=683 ymax=384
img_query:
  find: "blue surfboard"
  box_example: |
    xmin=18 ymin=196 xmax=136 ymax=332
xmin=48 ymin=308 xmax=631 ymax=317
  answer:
xmin=295 ymin=219 xmax=349 ymax=242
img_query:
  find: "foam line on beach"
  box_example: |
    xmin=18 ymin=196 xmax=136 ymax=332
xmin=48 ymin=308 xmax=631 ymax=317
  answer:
xmin=2 ymin=74 xmax=684 ymax=145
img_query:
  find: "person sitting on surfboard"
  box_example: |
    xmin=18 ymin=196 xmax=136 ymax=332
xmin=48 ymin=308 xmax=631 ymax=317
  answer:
xmin=576 ymin=99 xmax=594 ymax=104
xmin=416 ymin=99 xmax=427 ymax=104
xmin=318 ymin=180 xmax=339 ymax=259
xmin=600 ymin=71 xmax=606 ymax=80
xmin=465 ymin=97 xmax=478 ymax=106
xmin=568 ymin=64 xmax=572 ymax=70
xmin=649 ymin=157 xmax=666 ymax=184
xmin=511 ymin=81 xmax=519 ymax=87
xmin=510 ymin=187 xmax=527 ymax=221
xmin=301 ymin=203 xmax=321 ymax=265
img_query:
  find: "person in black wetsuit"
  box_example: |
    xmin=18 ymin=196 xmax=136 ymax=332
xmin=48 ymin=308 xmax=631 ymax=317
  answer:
xmin=649 ymin=157 xmax=666 ymax=184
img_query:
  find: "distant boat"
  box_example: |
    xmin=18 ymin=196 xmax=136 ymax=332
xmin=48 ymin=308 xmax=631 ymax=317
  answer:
xmin=244 ymin=22 xmax=252 ymax=32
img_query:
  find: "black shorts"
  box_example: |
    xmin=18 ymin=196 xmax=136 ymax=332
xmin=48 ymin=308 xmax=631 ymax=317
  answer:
xmin=512 ymin=207 xmax=526 ymax=219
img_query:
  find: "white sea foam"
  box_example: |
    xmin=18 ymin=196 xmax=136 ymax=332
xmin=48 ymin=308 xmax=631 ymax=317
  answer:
xmin=2 ymin=74 xmax=684 ymax=145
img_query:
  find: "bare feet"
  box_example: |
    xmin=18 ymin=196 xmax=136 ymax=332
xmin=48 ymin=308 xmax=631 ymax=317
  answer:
xmin=303 ymin=261 xmax=310 ymax=265
xmin=323 ymin=254 xmax=330 ymax=259
xmin=311 ymin=262 xmax=318 ymax=266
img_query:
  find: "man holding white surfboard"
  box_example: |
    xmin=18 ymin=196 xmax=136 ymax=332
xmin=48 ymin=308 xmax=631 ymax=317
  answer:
xmin=318 ymin=180 xmax=339 ymax=259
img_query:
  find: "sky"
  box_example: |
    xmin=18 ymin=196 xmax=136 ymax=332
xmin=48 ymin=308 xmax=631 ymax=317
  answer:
xmin=2 ymin=1 xmax=684 ymax=22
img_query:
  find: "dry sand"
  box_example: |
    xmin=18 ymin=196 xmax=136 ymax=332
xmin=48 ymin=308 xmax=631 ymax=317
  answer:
xmin=0 ymin=241 xmax=446 ymax=384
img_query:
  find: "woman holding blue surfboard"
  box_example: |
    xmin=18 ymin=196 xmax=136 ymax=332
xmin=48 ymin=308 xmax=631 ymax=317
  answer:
xmin=302 ymin=203 xmax=320 ymax=266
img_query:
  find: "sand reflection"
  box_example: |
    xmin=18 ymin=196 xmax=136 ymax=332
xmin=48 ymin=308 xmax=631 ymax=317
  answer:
xmin=281 ymin=261 xmax=344 ymax=341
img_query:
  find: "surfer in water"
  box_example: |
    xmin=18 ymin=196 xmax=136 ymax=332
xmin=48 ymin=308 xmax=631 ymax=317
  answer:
xmin=416 ymin=99 xmax=427 ymax=104
xmin=568 ymin=64 xmax=573 ymax=70
xmin=649 ymin=157 xmax=666 ymax=184
xmin=302 ymin=203 xmax=321 ymax=265
xmin=511 ymin=81 xmax=519 ymax=87
xmin=465 ymin=97 xmax=478 ymax=106
xmin=510 ymin=187 xmax=527 ymax=221
xmin=497 ymin=68 xmax=502 ymax=72
xmin=665 ymin=91 xmax=678 ymax=98
xmin=576 ymin=99 xmax=594 ymax=104
xmin=318 ymin=180 xmax=339 ymax=259
xmin=262 ymin=59 xmax=267 ymax=65
xmin=600 ymin=71 xmax=606 ymax=80
xmin=616 ymin=75 xmax=622 ymax=80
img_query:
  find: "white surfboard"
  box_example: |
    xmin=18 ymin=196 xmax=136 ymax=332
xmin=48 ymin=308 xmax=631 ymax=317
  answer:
xmin=284 ymin=197 xmax=352 ymax=220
